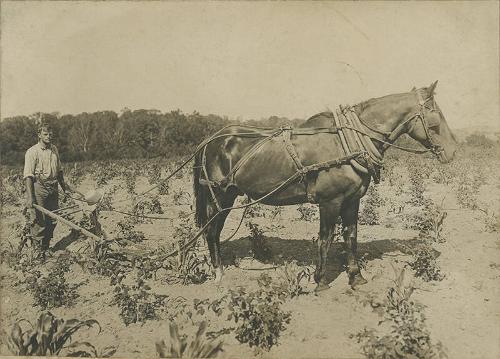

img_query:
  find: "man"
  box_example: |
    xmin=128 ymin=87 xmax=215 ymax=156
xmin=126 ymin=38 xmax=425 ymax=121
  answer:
xmin=24 ymin=123 xmax=80 ymax=252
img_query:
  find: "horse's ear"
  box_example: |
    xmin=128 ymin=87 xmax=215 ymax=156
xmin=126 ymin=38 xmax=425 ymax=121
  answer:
xmin=410 ymin=86 xmax=416 ymax=91
xmin=428 ymin=80 xmax=438 ymax=96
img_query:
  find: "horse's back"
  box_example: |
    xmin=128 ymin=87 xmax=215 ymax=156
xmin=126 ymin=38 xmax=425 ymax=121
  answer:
xmin=299 ymin=112 xmax=334 ymax=128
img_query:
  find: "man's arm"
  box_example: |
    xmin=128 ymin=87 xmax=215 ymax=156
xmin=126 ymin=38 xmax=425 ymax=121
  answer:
xmin=24 ymin=149 xmax=36 ymax=208
xmin=25 ymin=177 xmax=35 ymax=208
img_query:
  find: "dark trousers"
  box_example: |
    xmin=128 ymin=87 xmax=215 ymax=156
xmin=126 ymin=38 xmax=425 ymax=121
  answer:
xmin=31 ymin=181 xmax=59 ymax=250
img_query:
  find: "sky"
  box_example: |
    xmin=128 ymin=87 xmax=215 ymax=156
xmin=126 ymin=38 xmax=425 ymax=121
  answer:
xmin=1 ymin=1 xmax=499 ymax=129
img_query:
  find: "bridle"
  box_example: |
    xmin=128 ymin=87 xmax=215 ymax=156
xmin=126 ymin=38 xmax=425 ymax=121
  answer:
xmin=356 ymin=90 xmax=444 ymax=156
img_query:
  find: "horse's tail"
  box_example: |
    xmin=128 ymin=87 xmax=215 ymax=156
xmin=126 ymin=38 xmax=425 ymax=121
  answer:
xmin=193 ymin=148 xmax=207 ymax=228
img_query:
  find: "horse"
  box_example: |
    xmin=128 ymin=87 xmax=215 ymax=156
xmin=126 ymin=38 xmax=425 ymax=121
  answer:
xmin=192 ymin=81 xmax=457 ymax=291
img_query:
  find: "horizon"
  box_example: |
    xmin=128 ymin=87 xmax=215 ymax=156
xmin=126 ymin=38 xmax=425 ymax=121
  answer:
xmin=1 ymin=2 xmax=499 ymax=129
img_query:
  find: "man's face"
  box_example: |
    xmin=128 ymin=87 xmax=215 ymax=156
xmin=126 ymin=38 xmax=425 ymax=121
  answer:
xmin=38 ymin=129 xmax=53 ymax=145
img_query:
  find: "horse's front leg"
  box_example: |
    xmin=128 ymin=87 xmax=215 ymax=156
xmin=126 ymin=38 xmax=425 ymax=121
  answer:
xmin=341 ymin=199 xmax=368 ymax=287
xmin=314 ymin=200 xmax=342 ymax=292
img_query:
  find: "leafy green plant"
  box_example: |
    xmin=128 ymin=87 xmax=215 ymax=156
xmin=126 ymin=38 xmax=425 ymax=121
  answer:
xmin=226 ymin=274 xmax=291 ymax=351
xmin=352 ymin=268 xmax=446 ymax=358
xmin=156 ymin=321 xmax=224 ymax=358
xmin=278 ymin=260 xmax=313 ymax=298
xmin=26 ymin=261 xmax=79 ymax=309
xmin=407 ymin=243 xmax=444 ymax=282
xmin=6 ymin=312 xmax=101 ymax=357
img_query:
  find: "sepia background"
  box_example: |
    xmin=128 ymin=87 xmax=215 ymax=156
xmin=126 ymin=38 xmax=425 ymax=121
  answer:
xmin=1 ymin=1 xmax=498 ymax=128
xmin=1 ymin=2 xmax=499 ymax=359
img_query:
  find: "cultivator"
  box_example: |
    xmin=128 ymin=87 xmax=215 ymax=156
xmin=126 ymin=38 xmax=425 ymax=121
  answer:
xmin=33 ymin=204 xmax=102 ymax=241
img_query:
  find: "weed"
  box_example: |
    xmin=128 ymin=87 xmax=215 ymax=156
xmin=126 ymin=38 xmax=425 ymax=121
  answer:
xmin=156 ymin=321 xmax=224 ymax=358
xmin=6 ymin=312 xmax=101 ymax=356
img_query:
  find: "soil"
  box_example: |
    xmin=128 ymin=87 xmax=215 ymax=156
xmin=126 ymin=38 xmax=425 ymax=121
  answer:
xmin=0 ymin=155 xmax=499 ymax=359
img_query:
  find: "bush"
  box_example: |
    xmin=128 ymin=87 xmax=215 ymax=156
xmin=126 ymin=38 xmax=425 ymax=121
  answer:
xmin=226 ymin=274 xmax=291 ymax=351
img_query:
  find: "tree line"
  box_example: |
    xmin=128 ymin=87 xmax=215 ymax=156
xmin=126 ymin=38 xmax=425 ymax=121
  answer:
xmin=3 ymin=108 xmax=496 ymax=167
xmin=0 ymin=109 xmax=302 ymax=165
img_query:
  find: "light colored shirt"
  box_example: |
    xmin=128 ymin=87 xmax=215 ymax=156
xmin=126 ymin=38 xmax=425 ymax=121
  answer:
xmin=23 ymin=142 xmax=62 ymax=181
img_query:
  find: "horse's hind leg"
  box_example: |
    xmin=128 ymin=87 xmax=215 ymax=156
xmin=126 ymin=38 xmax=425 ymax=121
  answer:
xmin=341 ymin=199 xmax=368 ymax=287
xmin=314 ymin=199 xmax=342 ymax=292
xmin=205 ymin=192 xmax=237 ymax=282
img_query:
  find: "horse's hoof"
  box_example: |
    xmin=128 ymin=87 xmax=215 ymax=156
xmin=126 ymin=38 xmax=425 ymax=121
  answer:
xmin=314 ymin=283 xmax=330 ymax=293
xmin=349 ymin=273 xmax=368 ymax=288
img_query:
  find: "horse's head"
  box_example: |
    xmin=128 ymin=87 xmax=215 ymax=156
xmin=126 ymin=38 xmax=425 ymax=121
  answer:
xmin=405 ymin=81 xmax=457 ymax=163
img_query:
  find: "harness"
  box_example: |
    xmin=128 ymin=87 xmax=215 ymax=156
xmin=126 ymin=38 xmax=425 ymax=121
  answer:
xmin=198 ymin=90 xmax=441 ymax=208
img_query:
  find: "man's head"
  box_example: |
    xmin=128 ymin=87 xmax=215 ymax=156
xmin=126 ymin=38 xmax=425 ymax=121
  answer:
xmin=37 ymin=123 xmax=53 ymax=146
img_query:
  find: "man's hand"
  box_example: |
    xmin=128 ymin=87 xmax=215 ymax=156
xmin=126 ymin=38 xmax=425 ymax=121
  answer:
xmin=63 ymin=184 xmax=85 ymax=200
